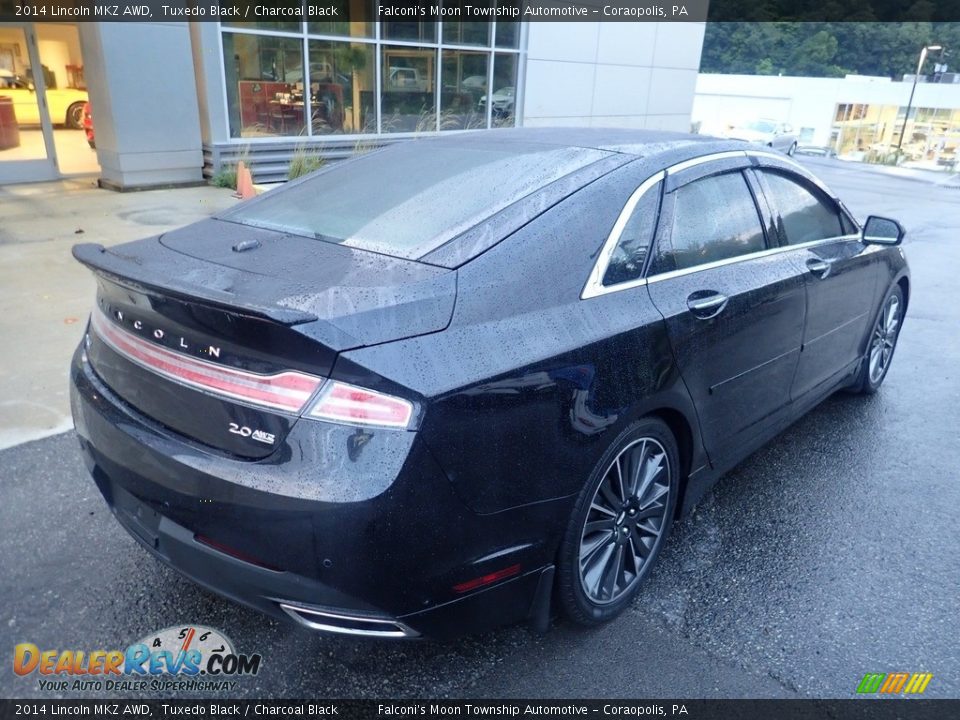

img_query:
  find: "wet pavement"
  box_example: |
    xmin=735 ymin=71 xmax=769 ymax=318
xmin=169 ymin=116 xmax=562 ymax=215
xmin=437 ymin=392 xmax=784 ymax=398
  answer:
xmin=1 ymin=159 xmax=958 ymax=699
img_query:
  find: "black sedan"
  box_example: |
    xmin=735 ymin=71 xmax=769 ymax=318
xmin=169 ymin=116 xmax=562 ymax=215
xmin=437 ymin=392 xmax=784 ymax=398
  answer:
xmin=70 ymin=129 xmax=909 ymax=638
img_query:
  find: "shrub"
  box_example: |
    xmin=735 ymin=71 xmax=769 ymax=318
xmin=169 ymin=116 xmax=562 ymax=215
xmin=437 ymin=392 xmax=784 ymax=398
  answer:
xmin=288 ymin=145 xmax=325 ymax=180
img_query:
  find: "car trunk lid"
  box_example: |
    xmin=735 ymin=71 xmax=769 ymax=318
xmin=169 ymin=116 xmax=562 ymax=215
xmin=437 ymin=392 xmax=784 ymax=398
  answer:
xmin=74 ymin=223 xmax=455 ymax=458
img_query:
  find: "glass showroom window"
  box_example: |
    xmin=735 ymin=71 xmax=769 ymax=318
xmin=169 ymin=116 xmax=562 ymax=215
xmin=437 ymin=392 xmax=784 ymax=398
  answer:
xmin=308 ymin=0 xmax=375 ymax=39
xmin=441 ymin=49 xmax=487 ymax=131
xmin=221 ymin=16 xmax=520 ymax=139
xmin=381 ymin=44 xmax=436 ymax=133
xmin=222 ymin=32 xmax=306 ymax=138
xmin=309 ymin=40 xmax=376 ymax=135
xmin=490 ymin=53 xmax=518 ymax=127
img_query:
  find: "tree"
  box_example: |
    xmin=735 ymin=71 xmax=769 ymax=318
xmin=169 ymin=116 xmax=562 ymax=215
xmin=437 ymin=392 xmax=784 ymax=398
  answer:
xmin=701 ymin=21 xmax=960 ymax=78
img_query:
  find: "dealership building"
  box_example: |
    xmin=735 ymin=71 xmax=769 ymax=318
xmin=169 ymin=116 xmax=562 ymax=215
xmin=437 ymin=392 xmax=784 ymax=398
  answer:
xmin=0 ymin=18 xmax=706 ymax=187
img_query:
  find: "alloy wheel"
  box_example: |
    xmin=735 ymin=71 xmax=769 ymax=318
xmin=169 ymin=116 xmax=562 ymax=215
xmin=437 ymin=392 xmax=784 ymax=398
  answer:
xmin=869 ymin=294 xmax=901 ymax=384
xmin=578 ymin=437 xmax=671 ymax=605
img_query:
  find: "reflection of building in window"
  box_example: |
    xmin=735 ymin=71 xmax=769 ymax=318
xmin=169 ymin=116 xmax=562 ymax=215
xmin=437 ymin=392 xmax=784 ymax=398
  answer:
xmin=220 ymin=15 xmax=520 ymax=139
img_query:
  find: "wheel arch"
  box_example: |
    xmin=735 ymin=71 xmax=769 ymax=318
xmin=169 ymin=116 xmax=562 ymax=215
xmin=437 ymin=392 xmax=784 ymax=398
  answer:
xmin=66 ymin=101 xmax=85 ymax=127
xmin=644 ymin=405 xmax=699 ymax=520
xmin=896 ymin=274 xmax=910 ymax=315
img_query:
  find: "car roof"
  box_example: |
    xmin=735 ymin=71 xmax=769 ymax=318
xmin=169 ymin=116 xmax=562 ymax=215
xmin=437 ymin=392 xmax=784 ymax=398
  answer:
xmin=420 ymin=127 xmax=740 ymax=162
xmin=410 ymin=128 xmax=763 ymax=267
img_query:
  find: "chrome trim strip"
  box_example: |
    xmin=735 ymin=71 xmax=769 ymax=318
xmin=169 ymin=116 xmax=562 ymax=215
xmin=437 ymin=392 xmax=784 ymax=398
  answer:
xmin=580 ymin=147 xmax=859 ymax=301
xmin=580 ymin=171 xmax=664 ymax=299
xmin=278 ymin=602 xmax=419 ymax=638
xmin=744 ymin=150 xmax=841 ymax=200
xmin=644 ymin=235 xmax=861 ymax=285
xmin=666 ymin=150 xmax=749 ymax=175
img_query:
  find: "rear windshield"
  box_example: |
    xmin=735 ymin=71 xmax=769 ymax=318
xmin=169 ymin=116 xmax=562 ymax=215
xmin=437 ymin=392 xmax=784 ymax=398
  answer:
xmin=219 ymin=141 xmax=609 ymax=259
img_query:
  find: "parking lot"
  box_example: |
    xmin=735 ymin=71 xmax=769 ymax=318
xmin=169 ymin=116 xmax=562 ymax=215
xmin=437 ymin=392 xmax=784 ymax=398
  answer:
xmin=2 ymin=159 xmax=958 ymax=699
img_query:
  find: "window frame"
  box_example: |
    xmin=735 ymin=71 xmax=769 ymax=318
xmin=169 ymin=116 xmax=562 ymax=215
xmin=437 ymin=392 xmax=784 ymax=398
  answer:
xmin=580 ymin=149 xmax=863 ymax=300
xmin=601 ymin=176 xmax=665 ymax=289
xmin=216 ymin=19 xmax=525 ymax=143
xmin=750 ymin=166 xmax=853 ymax=248
xmin=650 ymin=168 xmax=773 ymax=277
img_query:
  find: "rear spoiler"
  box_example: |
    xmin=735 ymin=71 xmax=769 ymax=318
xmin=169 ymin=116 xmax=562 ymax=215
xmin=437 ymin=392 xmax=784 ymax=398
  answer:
xmin=72 ymin=242 xmax=318 ymax=327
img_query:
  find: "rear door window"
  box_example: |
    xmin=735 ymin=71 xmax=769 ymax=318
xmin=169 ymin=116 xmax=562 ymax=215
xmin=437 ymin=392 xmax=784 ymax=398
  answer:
xmin=652 ymin=171 xmax=767 ymax=274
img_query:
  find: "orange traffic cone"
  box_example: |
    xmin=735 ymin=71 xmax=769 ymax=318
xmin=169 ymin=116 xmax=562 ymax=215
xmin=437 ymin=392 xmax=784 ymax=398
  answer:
xmin=234 ymin=161 xmax=256 ymax=200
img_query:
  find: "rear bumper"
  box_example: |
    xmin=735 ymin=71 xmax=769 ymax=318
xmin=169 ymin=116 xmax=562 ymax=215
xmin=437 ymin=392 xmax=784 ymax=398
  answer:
xmin=70 ymin=345 xmax=560 ymax=639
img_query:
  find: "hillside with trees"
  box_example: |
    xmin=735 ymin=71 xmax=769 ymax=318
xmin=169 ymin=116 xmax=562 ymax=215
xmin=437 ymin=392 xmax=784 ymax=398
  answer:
xmin=701 ymin=22 xmax=960 ymax=79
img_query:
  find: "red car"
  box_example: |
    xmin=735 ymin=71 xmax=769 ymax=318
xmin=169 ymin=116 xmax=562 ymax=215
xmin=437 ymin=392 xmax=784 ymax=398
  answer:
xmin=83 ymin=102 xmax=94 ymax=149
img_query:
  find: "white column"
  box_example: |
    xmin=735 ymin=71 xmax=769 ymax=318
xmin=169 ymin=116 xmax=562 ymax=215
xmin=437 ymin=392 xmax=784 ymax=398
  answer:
xmin=79 ymin=22 xmax=203 ymax=190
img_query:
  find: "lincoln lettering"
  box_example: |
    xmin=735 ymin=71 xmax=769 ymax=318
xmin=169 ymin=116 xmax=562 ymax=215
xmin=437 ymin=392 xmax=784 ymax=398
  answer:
xmin=117 ymin=314 xmax=221 ymax=359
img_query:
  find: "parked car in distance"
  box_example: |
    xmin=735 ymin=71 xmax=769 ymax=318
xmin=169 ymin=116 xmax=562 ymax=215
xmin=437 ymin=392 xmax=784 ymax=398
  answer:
xmin=386 ymin=66 xmax=428 ymax=92
xmin=82 ymin=102 xmax=94 ymax=148
xmin=726 ymin=118 xmax=798 ymax=155
xmin=794 ymin=145 xmax=837 ymax=158
xmin=461 ymin=75 xmax=488 ymax=92
xmin=0 ymin=68 xmax=88 ymax=128
xmin=478 ymin=86 xmax=515 ymax=117
xmin=70 ymin=129 xmax=909 ymax=639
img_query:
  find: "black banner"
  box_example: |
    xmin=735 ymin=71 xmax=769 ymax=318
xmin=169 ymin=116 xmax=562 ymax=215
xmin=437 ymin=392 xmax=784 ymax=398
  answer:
xmin=0 ymin=0 xmax=711 ymax=24
xmin=0 ymin=700 xmax=958 ymax=720
xmin=4 ymin=0 xmax=960 ymax=22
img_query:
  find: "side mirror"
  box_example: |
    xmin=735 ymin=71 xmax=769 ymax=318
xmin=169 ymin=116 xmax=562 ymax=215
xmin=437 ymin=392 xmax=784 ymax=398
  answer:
xmin=862 ymin=215 xmax=905 ymax=246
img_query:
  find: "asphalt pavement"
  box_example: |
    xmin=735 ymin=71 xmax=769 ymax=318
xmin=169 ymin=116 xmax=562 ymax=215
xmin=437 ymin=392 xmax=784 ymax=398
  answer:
xmin=2 ymin=159 xmax=958 ymax=700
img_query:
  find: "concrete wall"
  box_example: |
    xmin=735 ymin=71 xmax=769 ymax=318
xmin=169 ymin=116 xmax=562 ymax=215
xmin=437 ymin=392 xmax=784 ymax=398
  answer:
xmin=694 ymin=73 xmax=960 ymax=147
xmin=79 ymin=22 xmax=203 ymax=189
xmin=521 ymin=22 xmax=705 ymax=131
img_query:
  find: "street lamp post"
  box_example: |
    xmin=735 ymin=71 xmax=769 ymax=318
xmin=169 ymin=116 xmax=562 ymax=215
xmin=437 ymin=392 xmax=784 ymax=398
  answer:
xmin=897 ymin=44 xmax=943 ymax=152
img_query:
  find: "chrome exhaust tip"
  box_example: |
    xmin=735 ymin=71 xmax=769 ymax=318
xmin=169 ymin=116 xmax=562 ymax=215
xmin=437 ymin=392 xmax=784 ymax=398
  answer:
xmin=278 ymin=602 xmax=419 ymax=638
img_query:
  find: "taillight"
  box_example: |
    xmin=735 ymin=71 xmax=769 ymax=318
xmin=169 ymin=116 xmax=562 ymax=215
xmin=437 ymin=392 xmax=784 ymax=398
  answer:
xmin=90 ymin=307 xmax=323 ymax=413
xmin=306 ymin=381 xmax=414 ymax=429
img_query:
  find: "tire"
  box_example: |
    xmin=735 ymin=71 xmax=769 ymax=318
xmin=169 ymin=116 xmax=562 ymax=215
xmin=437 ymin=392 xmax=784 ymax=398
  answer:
xmin=557 ymin=417 xmax=679 ymax=626
xmin=66 ymin=102 xmax=85 ymax=129
xmin=851 ymin=285 xmax=904 ymax=394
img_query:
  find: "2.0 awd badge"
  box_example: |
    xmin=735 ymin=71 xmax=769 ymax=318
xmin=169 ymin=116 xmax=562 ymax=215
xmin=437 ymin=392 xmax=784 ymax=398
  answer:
xmin=228 ymin=423 xmax=276 ymax=445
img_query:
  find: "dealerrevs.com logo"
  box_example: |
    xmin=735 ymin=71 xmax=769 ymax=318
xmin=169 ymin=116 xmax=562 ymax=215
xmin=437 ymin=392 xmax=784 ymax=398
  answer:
xmin=13 ymin=625 xmax=262 ymax=693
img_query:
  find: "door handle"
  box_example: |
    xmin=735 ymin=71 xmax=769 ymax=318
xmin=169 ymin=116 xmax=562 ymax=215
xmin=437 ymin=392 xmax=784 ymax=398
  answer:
xmin=686 ymin=292 xmax=729 ymax=319
xmin=806 ymin=258 xmax=832 ymax=279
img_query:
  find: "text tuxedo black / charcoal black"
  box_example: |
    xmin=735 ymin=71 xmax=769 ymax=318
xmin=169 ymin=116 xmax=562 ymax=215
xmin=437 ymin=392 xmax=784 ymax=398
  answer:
xmin=70 ymin=129 xmax=909 ymax=638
